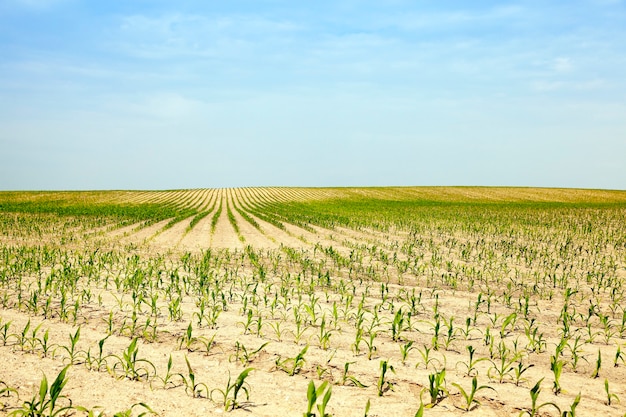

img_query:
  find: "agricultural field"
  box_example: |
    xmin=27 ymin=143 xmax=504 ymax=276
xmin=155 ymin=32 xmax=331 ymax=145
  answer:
xmin=1 ymin=187 xmax=626 ymax=416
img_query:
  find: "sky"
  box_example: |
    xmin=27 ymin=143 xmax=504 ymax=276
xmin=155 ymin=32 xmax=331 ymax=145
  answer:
xmin=0 ymin=0 xmax=625 ymax=190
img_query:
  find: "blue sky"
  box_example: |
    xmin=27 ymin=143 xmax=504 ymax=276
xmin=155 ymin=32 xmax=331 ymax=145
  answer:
xmin=1 ymin=0 xmax=624 ymax=190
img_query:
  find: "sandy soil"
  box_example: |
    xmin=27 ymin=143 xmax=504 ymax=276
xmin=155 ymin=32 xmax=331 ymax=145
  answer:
xmin=2 ymin=189 xmax=626 ymax=417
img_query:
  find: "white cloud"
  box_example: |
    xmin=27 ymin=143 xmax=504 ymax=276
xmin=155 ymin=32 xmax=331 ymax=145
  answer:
xmin=531 ymin=80 xmax=565 ymax=92
xmin=552 ymin=57 xmax=573 ymax=72
xmin=100 ymin=92 xmax=206 ymax=122
xmin=114 ymin=13 xmax=301 ymax=59
xmin=378 ymin=4 xmax=525 ymax=32
xmin=530 ymin=78 xmax=608 ymax=93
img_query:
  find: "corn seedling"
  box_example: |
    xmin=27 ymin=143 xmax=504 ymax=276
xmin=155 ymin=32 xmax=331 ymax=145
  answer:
xmin=195 ymin=332 xmax=219 ymax=356
xmin=614 ymin=345 xmax=625 ymax=367
xmin=316 ymin=316 xmax=333 ymax=350
xmin=566 ymin=335 xmax=588 ymax=371
xmin=391 ymin=309 xmax=405 ymax=342
xmin=269 ymin=320 xmax=287 ymax=342
xmin=85 ymin=336 xmax=112 ymax=372
xmin=550 ymin=355 xmax=565 ymax=395
xmin=9 ymin=365 xmax=72 ymax=417
xmin=55 ymin=327 xmax=86 ymax=365
xmin=153 ymin=354 xmax=181 ymax=389
xmin=442 ymin=316 xmax=458 ymax=350
xmin=422 ymin=369 xmax=447 ymax=407
xmin=181 ymin=355 xmax=209 ymax=398
xmin=0 ymin=320 xmax=11 ymax=346
xmin=178 ymin=322 xmax=200 ymax=351
xmin=400 ymin=341 xmax=415 ymax=365
xmin=377 ymin=360 xmax=395 ymax=396
xmin=561 ymin=392 xmax=581 ymax=417
xmin=416 ymin=344 xmax=444 ymax=371
xmin=511 ymin=359 xmax=534 ymax=387
xmin=101 ymin=402 xmax=156 ymax=417
xmin=12 ymin=319 xmax=33 ymax=351
xmin=276 ymin=345 xmax=308 ymax=376
xmin=487 ymin=342 xmax=518 ymax=383
xmin=303 ymin=380 xmax=332 ymax=417
xmin=456 ymin=345 xmax=488 ymax=377
xmin=591 ymin=349 xmax=601 ymax=378
xmin=339 ymin=362 xmax=367 ymax=388
xmin=451 ymin=376 xmax=496 ymax=411
xmin=518 ymin=378 xmax=560 ymax=417
xmin=459 ymin=317 xmax=481 ymax=340
xmin=364 ymin=331 xmax=378 ymax=360
xmin=230 ymin=341 xmax=269 ymax=366
xmin=1 ymin=380 xmax=19 ymax=409
xmin=604 ymin=378 xmax=619 ymax=406
xmin=500 ymin=313 xmax=517 ymax=338
xmin=112 ymin=338 xmax=156 ymax=381
xmin=524 ymin=320 xmax=546 ymax=353
xmin=210 ymin=367 xmax=254 ymax=411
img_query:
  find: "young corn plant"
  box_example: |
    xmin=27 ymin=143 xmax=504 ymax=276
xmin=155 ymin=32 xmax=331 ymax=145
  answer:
xmin=316 ymin=316 xmax=333 ymax=350
xmin=103 ymin=402 xmax=156 ymax=417
xmin=550 ymin=355 xmax=565 ymax=395
xmin=561 ymin=392 xmax=581 ymax=417
xmin=85 ymin=336 xmax=112 ymax=373
xmin=391 ymin=309 xmax=406 ymax=342
xmin=604 ymin=379 xmax=619 ymax=406
xmin=181 ymin=355 xmax=209 ymax=398
xmin=36 ymin=329 xmax=56 ymax=358
xmin=23 ymin=320 xmax=43 ymax=353
xmin=364 ymin=332 xmax=378 ymax=360
xmin=456 ymin=345 xmax=488 ymax=377
xmin=276 ymin=345 xmax=309 ymax=376
xmin=303 ymin=380 xmax=332 ymax=417
xmin=1 ymin=380 xmax=19 ymax=409
xmin=459 ymin=317 xmax=481 ymax=340
xmin=153 ymin=354 xmax=181 ymax=389
xmin=422 ymin=369 xmax=447 ymax=407
xmin=112 ymin=338 xmax=156 ymax=381
xmin=178 ymin=322 xmax=200 ymax=351
xmin=442 ymin=316 xmax=458 ymax=350
xmin=614 ymin=345 xmax=625 ymax=367
xmin=269 ymin=320 xmax=287 ymax=342
xmin=499 ymin=313 xmax=517 ymax=339
xmin=400 ymin=341 xmax=415 ymax=365
xmin=451 ymin=376 xmax=496 ymax=411
xmin=55 ymin=327 xmax=86 ymax=365
xmin=338 ymin=362 xmax=367 ymax=388
xmin=12 ymin=319 xmax=34 ymax=352
xmin=9 ymin=365 xmax=73 ymax=417
xmin=511 ymin=359 xmax=534 ymax=387
xmin=416 ymin=344 xmax=444 ymax=371
xmin=198 ymin=332 xmax=219 ymax=356
xmin=230 ymin=341 xmax=269 ymax=366
xmin=591 ymin=349 xmax=602 ymax=379
xmin=210 ymin=367 xmax=254 ymax=411
xmin=566 ymin=336 xmax=588 ymax=372
xmin=377 ymin=360 xmax=395 ymax=397
xmin=518 ymin=378 xmax=560 ymax=417
xmin=487 ymin=342 xmax=518 ymax=383
xmin=524 ymin=320 xmax=546 ymax=353
xmin=0 ymin=320 xmax=11 ymax=346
